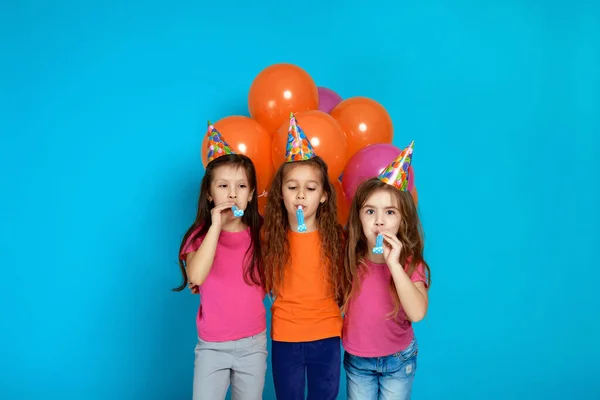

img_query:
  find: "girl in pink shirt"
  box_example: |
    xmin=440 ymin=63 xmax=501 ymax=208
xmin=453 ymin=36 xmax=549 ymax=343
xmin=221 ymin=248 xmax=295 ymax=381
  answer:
xmin=341 ymin=142 xmax=431 ymax=400
xmin=173 ymin=125 xmax=267 ymax=400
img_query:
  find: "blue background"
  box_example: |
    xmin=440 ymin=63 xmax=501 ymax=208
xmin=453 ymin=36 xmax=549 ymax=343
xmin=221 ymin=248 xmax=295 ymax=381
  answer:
xmin=1 ymin=0 xmax=599 ymax=399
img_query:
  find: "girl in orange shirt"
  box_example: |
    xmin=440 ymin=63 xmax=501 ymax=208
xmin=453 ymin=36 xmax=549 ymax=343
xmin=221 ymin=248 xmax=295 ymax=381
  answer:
xmin=262 ymin=113 xmax=347 ymax=400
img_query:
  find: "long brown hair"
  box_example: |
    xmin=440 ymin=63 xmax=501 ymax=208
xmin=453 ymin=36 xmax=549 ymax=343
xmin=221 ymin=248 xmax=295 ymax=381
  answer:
xmin=342 ymin=177 xmax=430 ymax=319
xmin=173 ymin=154 xmax=263 ymax=292
xmin=261 ymin=156 xmax=346 ymax=305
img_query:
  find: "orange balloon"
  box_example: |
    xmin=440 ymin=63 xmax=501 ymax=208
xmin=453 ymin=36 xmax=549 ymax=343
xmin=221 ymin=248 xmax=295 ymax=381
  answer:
xmin=248 ymin=63 xmax=319 ymax=134
xmin=330 ymin=97 xmax=393 ymax=160
xmin=201 ymin=116 xmax=274 ymax=194
xmin=257 ymin=194 xmax=268 ymax=216
xmin=411 ymin=187 xmax=418 ymax=206
xmin=272 ymin=110 xmax=347 ymax=181
xmin=332 ymin=179 xmax=350 ymax=226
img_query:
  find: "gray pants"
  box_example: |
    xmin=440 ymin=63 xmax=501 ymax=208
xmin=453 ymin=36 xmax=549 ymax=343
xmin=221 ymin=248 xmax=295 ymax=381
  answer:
xmin=193 ymin=331 xmax=268 ymax=400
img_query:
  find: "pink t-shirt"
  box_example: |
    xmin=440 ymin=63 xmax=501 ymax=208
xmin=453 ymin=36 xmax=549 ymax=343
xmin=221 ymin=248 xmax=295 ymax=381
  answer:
xmin=180 ymin=227 xmax=266 ymax=342
xmin=342 ymin=259 xmax=428 ymax=357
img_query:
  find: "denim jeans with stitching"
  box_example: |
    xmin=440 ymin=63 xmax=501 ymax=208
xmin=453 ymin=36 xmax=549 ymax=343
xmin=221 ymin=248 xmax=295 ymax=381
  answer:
xmin=344 ymin=336 xmax=418 ymax=400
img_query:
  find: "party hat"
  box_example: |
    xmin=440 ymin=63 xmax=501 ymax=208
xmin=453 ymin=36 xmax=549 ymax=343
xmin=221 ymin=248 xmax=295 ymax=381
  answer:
xmin=285 ymin=112 xmax=317 ymax=162
xmin=205 ymin=121 xmax=235 ymax=164
xmin=377 ymin=141 xmax=414 ymax=191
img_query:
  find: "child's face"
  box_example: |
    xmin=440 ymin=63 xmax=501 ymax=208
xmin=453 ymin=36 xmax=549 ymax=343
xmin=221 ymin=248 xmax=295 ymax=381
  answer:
xmin=208 ymin=165 xmax=253 ymax=209
xmin=359 ymin=189 xmax=402 ymax=247
xmin=282 ymin=164 xmax=327 ymax=228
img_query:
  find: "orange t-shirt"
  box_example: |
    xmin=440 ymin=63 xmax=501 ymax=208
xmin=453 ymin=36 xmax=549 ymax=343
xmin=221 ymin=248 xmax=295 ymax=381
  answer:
xmin=271 ymin=230 xmax=343 ymax=342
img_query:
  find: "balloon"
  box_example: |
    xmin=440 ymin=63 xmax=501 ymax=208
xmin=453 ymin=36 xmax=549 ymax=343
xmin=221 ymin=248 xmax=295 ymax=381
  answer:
xmin=258 ymin=193 xmax=268 ymax=216
xmin=411 ymin=187 xmax=418 ymax=206
xmin=407 ymin=165 xmax=415 ymax=192
xmin=409 ymin=166 xmax=418 ymax=206
xmin=330 ymin=97 xmax=393 ymax=160
xmin=201 ymin=116 xmax=274 ymax=194
xmin=272 ymin=110 xmax=347 ymax=181
xmin=248 ymin=63 xmax=319 ymax=134
xmin=341 ymin=143 xmax=401 ymax=202
xmin=317 ymin=87 xmax=343 ymax=114
xmin=332 ymin=179 xmax=350 ymax=226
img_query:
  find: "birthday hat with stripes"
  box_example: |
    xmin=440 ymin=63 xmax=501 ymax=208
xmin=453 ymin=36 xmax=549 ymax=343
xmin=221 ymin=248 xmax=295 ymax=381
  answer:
xmin=377 ymin=141 xmax=414 ymax=191
xmin=205 ymin=121 xmax=234 ymax=164
xmin=285 ymin=113 xmax=316 ymax=162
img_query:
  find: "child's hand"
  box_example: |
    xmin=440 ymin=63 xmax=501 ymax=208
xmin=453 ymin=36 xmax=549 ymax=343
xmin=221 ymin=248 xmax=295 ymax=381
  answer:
xmin=210 ymin=201 xmax=236 ymax=230
xmin=188 ymin=282 xmax=199 ymax=294
xmin=381 ymin=232 xmax=403 ymax=269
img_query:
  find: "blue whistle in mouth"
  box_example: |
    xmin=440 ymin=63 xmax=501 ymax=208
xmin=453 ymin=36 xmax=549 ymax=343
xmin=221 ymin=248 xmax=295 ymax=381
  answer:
xmin=296 ymin=206 xmax=307 ymax=233
xmin=231 ymin=205 xmax=244 ymax=218
xmin=372 ymin=233 xmax=384 ymax=254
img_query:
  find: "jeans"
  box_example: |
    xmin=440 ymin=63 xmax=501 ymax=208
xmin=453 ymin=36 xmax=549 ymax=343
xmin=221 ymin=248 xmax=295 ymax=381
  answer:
xmin=344 ymin=336 xmax=418 ymax=400
xmin=271 ymin=337 xmax=341 ymax=400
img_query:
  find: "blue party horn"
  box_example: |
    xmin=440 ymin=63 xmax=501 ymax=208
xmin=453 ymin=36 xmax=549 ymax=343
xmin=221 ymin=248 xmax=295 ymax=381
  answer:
xmin=231 ymin=205 xmax=244 ymax=218
xmin=296 ymin=206 xmax=307 ymax=233
xmin=372 ymin=233 xmax=384 ymax=254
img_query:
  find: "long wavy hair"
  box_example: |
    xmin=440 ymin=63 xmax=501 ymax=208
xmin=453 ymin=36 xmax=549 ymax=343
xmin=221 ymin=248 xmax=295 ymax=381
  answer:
xmin=342 ymin=178 xmax=430 ymax=319
xmin=261 ymin=156 xmax=346 ymax=305
xmin=173 ymin=154 xmax=263 ymax=292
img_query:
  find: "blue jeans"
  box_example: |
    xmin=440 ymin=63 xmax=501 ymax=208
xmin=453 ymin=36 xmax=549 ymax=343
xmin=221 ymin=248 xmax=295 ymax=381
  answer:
xmin=344 ymin=337 xmax=418 ymax=400
xmin=271 ymin=337 xmax=341 ymax=400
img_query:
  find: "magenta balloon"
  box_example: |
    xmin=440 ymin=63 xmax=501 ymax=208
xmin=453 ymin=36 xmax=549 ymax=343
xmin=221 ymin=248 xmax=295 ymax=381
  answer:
xmin=317 ymin=87 xmax=343 ymax=114
xmin=407 ymin=165 xmax=415 ymax=192
xmin=342 ymin=143 xmax=401 ymax=201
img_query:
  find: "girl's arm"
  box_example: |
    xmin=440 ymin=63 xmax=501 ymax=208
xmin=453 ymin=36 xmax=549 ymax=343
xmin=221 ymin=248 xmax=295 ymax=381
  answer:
xmin=186 ymin=224 xmax=221 ymax=286
xmin=389 ymin=268 xmax=428 ymax=322
xmin=185 ymin=201 xmax=235 ymax=285
xmin=381 ymin=232 xmax=428 ymax=322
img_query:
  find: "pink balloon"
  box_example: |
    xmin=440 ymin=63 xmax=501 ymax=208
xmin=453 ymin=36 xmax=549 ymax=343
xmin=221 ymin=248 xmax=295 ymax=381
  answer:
xmin=407 ymin=165 xmax=415 ymax=192
xmin=317 ymin=87 xmax=343 ymax=114
xmin=342 ymin=143 xmax=401 ymax=202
